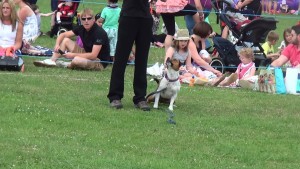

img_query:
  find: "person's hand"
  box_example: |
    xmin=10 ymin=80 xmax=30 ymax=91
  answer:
xmin=236 ymin=2 xmax=242 ymax=10
xmin=198 ymin=12 xmax=204 ymax=21
xmin=54 ymin=45 xmax=61 ymax=53
xmin=294 ymin=64 xmax=300 ymax=68
xmin=63 ymin=52 xmax=75 ymax=59
xmin=214 ymin=70 xmax=223 ymax=77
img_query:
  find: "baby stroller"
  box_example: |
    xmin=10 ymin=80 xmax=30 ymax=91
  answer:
xmin=210 ymin=0 xmax=278 ymax=73
xmin=50 ymin=0 xmax=81 ymax=37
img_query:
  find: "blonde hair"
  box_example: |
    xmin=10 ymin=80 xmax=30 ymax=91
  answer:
xmin=80 ymin=8 xmax=94 ymax=18
xmin=238 ymin=48 xmax=254 ymax=61
xmin=0 ymin=0 xmax=19 ymax=31
xmin=267 ymin=30 xmax=279 ymax=42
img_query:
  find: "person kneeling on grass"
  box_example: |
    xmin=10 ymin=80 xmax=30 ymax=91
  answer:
xmin=33 ymin=8 xmax=110 ymax=70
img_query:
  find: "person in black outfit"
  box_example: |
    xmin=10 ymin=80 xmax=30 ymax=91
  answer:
xmin=27 ymin=0 xmax=37 ymax=4
xmin=107 ymin=0 xmax=153 ymax=111
xmin=236 ymin=0 xmax=262 ymax=20
xmin=33 ymin=8 xmax=110 ymax=70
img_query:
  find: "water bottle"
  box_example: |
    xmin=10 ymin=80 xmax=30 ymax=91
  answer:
xmin=189 ymin=76 xmax=195 ymax=87
xmin=296 ymin=73 xmax=300 ymax=93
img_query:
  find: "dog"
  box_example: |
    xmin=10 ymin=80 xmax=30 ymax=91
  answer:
xmin=147 ymin=57 xmax=181 ymax=111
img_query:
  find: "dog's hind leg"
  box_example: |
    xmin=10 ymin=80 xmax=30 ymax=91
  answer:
xmin=168 ymin=93 xmax=177 ymax=111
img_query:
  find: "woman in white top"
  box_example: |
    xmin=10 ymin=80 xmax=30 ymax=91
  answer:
xmin=0 ymin=0 xmax=23 ymax=50
xmin=14 ymin=0 xmax=38 ymax=42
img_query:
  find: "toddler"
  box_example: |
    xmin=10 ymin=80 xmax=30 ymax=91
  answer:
xmin=56 ymin=0 xmax=74 ymax=24
xmin=213 ymin=48 xmax=256 ymax=88
xmin=98 ymin=0 xmax=121 ymax=61
xmin=31 ymin=4 xmax=54 ymax=36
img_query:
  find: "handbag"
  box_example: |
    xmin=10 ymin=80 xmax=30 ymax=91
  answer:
xmin=285 ymin=68 xmax=300 ymax=95
xmin=0 ymin=56 xmax=23 ymax=71
xmin=258 ymin=67 xmax=286 ymax=94
xmin=156 ymin=0 xmax=188 ymax=13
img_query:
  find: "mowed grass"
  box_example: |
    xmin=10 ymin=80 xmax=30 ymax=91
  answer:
xmin=1 ymin=1 xmax=300 ymax=168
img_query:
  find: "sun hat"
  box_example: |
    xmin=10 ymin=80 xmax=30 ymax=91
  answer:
xmin=174 ymin=29 xmax=190 ymax=40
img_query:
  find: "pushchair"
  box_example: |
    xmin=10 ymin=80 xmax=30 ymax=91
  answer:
xmin=210 ymin=0 xmax=278 ymax=73
xmin=50 ymin=0 xmax=81 ymax=37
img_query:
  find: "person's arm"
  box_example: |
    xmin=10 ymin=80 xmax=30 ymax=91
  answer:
xmin=14 ymin=22 xmax=23 ymax=50
xmin=40 ymin=12 xmax=54 ymax=17
xmin=270 ymin=55 xmax=289 ymax=67
xmin=58 ymin=2 xmax=64 ymax=9
xmin=189 ymin=40 xmax=222 ymax=76
xmin=54 ymin=30 xmax=75 ymax=52
xmin=164 ymin=47 xmax=175 ymax=64
xmin=194 ymin=0 xmax=204 ymax=20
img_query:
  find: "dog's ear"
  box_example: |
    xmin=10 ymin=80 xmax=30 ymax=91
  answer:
xmin=171 ymin=59 xmax=180 ymax=71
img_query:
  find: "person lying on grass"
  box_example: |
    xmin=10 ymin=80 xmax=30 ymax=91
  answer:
xmin=33 ymin=8 xmax=110 ymax=71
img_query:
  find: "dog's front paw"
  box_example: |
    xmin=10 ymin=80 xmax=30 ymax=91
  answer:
xmin=153 ymin=104 xmax=158 ymax=109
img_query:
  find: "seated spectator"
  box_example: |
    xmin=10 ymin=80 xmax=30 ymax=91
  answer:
xmin=190 ymin=22 xmax=215 ymax=64
xmin=56 ymin=0 xmax=74 ymax=24
xmin=15 ymin=0 xmax=38 ymax=42
xmin=163 ymin=29 xmax=199 ymax=81
xmin=262 ymin=30 xmax=280 ymax=61
xmin=271 ymin=25 xmax=300 ymax=68
xmin=33 ymin=8 xmax=110 ymax=71
xmin=214 ymin=48 xmax=257 ymax=88
xmin=0 ymin=0 xmax=23 ymax=51
xmin=278 ymin=28 xmax=292 ymax=50
xmin=163 ymin=29 xmax=222 ymax=84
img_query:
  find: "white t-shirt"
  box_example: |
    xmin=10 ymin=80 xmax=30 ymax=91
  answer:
xmin=0 ymin=21 xmax=18 ymax=48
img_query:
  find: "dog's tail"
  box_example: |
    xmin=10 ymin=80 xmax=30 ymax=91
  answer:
xmin=146 ymin=87 xmax=167 ymax=101
xmin=146 ymin=77 xmax=166 ymax=102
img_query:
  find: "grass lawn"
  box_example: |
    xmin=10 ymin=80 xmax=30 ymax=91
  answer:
xmin=1 ymin=1 xmax=300 ymax=168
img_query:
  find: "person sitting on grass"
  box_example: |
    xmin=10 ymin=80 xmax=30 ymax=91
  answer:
xmin=213 ymin=48 xmax=257 ymax=89
xmin=271 ymin=24 xmax=300 ymax=68
xmin=33 ymin=8 xmax=110 ymax=71
xmin=262 ymin=30 xmax=280 ymax=61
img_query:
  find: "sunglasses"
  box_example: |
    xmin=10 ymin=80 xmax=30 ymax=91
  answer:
xmin=81 ymin=17 xmax=93 ymax=21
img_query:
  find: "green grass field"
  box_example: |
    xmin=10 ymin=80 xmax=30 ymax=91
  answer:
xmin=1 ymin=1 xmax=300 ymax=168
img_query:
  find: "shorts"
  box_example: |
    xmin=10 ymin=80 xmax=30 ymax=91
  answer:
xmin=70 ymin=44 xmax=104 ymax=71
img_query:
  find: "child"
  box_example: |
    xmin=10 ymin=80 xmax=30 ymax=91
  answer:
xmin=214 ymin=48 xmax=256 ymax=88
xmin=262 ymin=30 xmax=280 ymax=61
xmin=30 ymin=4 xmax=54 ymax=36
xmin=278 ymin=28 xmax=292 ymax=50
xmin=98 ymin=0 xmax=121 ymax=61
xmin=164 ymin=29 xmax=204 ymax=81
xmin=278 ymin=28 xmax=292 ymax=67
xmin=56 ymin=0 xmax=74 ymax=24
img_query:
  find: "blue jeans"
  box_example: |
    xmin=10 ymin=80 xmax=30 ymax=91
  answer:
xmin=184 ymin=8 xmax=211 ymax=35
xmin=185 ymin=8 xmax=211 ymax=48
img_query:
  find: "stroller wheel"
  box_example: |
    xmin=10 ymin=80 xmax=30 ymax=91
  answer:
xmin=210 ymin=57 xmax=224 ymax=74
xmin=57 ymin=28 xmax=67 ymax=36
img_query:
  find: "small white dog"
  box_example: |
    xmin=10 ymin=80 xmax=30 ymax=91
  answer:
xmin=150 ymin=58 xmax=181 ymax=111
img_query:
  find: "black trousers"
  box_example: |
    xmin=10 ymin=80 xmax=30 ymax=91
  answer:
xmin=107 ymin=16 xmax=153 ymax=104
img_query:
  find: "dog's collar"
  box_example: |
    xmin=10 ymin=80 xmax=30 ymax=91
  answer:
xmin=164 ymin=73 xmax=179 ymax=82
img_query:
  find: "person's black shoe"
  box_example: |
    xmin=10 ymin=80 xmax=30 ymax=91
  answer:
xmin=110 ymin=100 xmax=123 ymax=109
xmin=135 ymin=101 xmax=150 ymax=111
